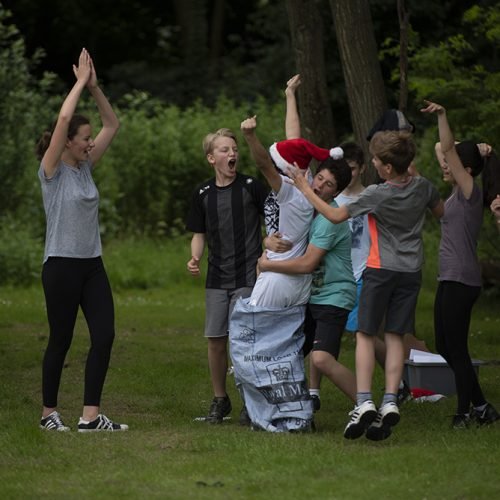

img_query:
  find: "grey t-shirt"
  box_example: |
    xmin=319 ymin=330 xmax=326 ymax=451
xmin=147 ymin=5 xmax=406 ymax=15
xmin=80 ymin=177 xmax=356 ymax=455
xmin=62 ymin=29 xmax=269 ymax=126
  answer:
xmin=39 ymin=159 xmax=101 ymax=263
xmin=438 ymin=183 xmax=482 ymax=286
xmin=346 ymin=176 xmax=441 ymax=272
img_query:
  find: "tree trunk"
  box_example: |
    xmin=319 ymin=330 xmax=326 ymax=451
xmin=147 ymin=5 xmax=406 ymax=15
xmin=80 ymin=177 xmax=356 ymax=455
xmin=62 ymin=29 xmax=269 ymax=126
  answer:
xmin=286 ymin=0 xmax=337 ymax=148
xmin=398 ymin=0 xmax=410 ymax=112
xmin=173 ymin=0 xmax=209 ymax=89
xmin=330 ymin=0 xmax=387 ymax=183
xmin=209 ymin=0 xmax=225 ymax=71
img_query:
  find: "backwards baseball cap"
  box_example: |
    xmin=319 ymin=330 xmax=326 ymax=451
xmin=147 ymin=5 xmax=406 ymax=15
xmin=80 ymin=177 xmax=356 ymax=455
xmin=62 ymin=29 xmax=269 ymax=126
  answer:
xmin=366 ymin=109 xmax=415 ymax=141
xmin=269 ymin=138 xmax=343 ymax=173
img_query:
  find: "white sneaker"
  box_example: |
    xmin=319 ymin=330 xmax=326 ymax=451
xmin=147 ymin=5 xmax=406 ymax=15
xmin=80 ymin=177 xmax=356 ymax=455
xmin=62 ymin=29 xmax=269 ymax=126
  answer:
xmin=366 ymin=402 xmax=400 ymax=441
xmin=40 ymin=411 xmax=70 ymax=432
xmin=343 ymin=400 xmax=377 ymax=439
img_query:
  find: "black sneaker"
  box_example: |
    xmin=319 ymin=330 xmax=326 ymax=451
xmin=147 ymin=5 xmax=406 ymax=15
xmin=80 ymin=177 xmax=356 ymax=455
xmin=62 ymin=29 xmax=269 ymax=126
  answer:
xmin=239 ymin=405 xmax=251 ymax=426
xmin=452 ymin=413 xmax=471 ymax=429
xmin=471 ymin=403 xmax=500 ymax=426
xmin=78 ymin=413 xmax=128 ymax=432
xmin=40 ymin=411 xmax=70 ymax=432
xmin=311 ymin=395 xmax=321 ymax=413
xmin=397 ymin=380 xmax=412 ymax=406
xmin=206 ymin=396 xmax=232 ymax=424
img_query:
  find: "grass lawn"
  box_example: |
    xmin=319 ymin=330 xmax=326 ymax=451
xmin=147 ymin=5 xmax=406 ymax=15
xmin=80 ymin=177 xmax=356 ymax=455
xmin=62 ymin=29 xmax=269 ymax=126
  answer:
xmin=1 ymin=281 xmax=499 ymax=499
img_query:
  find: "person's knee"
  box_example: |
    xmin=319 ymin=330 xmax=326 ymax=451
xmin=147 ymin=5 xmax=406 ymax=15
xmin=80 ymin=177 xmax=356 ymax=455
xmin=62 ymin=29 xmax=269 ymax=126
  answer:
xmin=312 ymin=351 xmax=336 ymax=372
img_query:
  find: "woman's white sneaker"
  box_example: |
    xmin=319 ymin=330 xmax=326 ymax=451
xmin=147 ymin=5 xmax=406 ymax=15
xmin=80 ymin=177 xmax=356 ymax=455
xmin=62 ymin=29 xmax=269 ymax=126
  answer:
xmin=78 ymin=413 xmax=128 ymax=432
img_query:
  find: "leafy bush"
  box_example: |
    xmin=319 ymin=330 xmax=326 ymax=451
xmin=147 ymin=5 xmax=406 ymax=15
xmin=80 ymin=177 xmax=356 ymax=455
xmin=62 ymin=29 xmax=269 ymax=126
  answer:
xmin=0 ymin=8 xmax=59 ymax=232
xmin=0 ymin=217 xmax=42 ymax=286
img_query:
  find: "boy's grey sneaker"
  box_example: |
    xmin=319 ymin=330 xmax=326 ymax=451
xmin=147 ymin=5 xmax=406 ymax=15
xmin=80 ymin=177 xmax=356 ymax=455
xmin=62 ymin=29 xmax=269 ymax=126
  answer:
xmin=40 ymin=411 xmax=70 ymax=432
xmin=471 ymin=403 xmax=499 ymax=426
xmin=366 ymin=402 xmax=400 ymax=441
xmin=343 ymin=400 xmax=377 ymax=440
xmin=206 ymin=396 xmax=232 ymax=424
xmin=78 ymin=413 xmax=128 ymax=432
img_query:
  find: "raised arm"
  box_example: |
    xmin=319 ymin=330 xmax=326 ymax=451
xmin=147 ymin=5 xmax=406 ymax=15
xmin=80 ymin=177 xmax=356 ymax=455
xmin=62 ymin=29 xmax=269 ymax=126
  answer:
xmin=288 ymin=168 xmax=349 ymax=224
xmin=241 ymin=116 xmax=282 ymax=193
xmin=258 ymin=242 xmax=326 ymax=274
xmin=421 ymin=100 xmax=474 ymax=199
xmin=41 ymin=48 xmax=91 ymax=178
xmin=285 ymin=74 xmax=302 ymax=140
xmin=76 ymin=55 xmax=120 ymax=166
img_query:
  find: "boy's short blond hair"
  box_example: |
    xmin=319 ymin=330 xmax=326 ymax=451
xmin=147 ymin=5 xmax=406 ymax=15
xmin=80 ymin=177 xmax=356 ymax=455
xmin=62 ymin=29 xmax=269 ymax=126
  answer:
xmin=369 ymin=131 xmax=416 ymax=174
xmin=202 ymin=128 xmax=238 ymax=156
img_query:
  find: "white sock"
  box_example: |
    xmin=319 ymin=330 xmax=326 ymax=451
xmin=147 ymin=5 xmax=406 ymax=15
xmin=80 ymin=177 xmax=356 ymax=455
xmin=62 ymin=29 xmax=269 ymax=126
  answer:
xmin=309 ymin=389 xmax=320 ymax=398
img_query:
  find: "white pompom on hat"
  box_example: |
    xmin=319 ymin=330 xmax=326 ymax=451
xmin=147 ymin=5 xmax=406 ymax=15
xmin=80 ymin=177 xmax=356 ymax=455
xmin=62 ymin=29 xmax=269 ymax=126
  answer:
xmin=269 ymin=138 xmax=344 ymax=172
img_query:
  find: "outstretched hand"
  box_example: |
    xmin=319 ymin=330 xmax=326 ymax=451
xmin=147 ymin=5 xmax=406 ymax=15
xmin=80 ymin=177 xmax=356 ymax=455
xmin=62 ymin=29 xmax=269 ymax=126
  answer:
xmin=285 ymin=163 xmax=310 ymax=192
xmin=241 ymin=115 xmax=257 ymax=135
xmin=420 ymin=100 xmax=445 ymax=115
xmin=72 ymin=48 xmax=92 ymax=85
xmin=285 ymin=74 xmax=301 ymax=96
xmin=491 ymin=195 xmax=500 ymax=221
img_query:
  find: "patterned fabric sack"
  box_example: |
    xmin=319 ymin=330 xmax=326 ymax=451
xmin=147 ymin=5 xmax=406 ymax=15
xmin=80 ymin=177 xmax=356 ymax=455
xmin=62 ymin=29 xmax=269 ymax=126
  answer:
xmin=229 ymin=297 xmax=313 ymax=432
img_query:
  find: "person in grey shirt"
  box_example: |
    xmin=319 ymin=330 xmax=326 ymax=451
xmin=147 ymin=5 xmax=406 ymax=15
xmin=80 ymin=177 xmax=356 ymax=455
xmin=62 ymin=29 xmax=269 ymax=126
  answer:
xmin=36 ymin=48 xmax=126 ymax=433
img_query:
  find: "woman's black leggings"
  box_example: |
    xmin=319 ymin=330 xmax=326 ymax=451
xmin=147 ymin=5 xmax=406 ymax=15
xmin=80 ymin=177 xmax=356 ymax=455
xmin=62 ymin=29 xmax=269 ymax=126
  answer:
xmin=41 ymin=257 xmax=115 ymax=407
xmin=434 ymin=280 xmax=485 ymax=414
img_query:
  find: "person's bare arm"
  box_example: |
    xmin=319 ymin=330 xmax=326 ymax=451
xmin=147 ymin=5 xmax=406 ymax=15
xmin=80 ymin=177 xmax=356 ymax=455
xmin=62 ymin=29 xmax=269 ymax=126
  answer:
xmin=264 ymin=233 xmax=293 ymax=253
xmin=288 ymin=167 xmax=349 ymax=223
xmin=187 ymin=233 xmax=205 ymax=276
xmin=241 ymin=116 xmax=282 ymax=192
xmin=285 ymin=74 xmax=301 ymax=140
xmin=258 ymin=243 xmax=326 ymax=274
xmin=421 ymin=100 xmax=474 ymax=199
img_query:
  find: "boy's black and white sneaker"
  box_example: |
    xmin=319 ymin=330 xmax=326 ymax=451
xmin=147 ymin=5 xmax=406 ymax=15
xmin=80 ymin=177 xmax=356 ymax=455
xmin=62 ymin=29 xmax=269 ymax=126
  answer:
xmin=397 ymin=380 xmax=412 ymax=406
xmin=366 ymin=402 xmax=400 ymax=441
xmin=206 ymin=395 xmax=232 ymax=424
xmin=40 ymin=411 xmax=70 ymax=432
xmin=471 ymin=403 xmax=499 ymax=426
xmin=78 ymin=413 xmax=128 ymax=432
xmin=343 ymin=400 xmax=377 ymax=440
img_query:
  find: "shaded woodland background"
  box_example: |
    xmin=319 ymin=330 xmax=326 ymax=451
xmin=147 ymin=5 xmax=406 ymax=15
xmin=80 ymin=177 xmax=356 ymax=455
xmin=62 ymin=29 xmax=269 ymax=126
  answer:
xmin=1 ymin=0 xmax=499 ymax=286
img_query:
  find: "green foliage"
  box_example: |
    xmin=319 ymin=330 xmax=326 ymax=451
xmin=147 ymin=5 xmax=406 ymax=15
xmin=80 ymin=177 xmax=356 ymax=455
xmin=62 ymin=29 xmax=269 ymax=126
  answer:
xmin=407 ymin=5 xmax=500 ymax=145
xmin=103 ymin=236 xmax=194 ymax=290
xmin=0 ymin=216 xmax=42 ymax=285
xmin=0 ymin=7 xmax=59 ymax=227
xmin=92 ymin=92 xmax=284 ymax=237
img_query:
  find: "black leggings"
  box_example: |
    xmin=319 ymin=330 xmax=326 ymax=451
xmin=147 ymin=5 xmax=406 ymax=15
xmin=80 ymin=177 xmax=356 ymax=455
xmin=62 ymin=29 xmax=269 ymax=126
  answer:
xmin=41 ymin=257 xmax=115 ymax=407
xmin=434 ymin=281 xmax=485 ymax=414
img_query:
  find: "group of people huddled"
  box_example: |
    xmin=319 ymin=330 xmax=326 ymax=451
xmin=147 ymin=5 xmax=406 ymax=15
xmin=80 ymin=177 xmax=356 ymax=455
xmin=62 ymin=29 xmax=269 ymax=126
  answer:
xmin=37 ymin=49 xmax=499 ymax=438
xmin=186 ymin=75 xmax=500 ymax=438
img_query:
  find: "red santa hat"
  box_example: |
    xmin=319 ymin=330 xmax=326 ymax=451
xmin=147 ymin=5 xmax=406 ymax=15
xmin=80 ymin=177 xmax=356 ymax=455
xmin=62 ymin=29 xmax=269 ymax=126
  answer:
xmin=269 ymin=138 xmax=343 ymax=172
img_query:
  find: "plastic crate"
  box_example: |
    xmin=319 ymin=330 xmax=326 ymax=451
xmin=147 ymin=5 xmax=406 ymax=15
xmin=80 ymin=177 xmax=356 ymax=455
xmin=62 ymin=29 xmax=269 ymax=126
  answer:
xmin=403 ymin=359 xmax=482 ymax=396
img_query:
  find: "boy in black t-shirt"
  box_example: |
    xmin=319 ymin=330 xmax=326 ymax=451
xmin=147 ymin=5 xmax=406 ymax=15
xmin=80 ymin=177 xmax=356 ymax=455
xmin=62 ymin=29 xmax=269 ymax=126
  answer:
xmin=186 ymin=128 xmax=268 ymax=424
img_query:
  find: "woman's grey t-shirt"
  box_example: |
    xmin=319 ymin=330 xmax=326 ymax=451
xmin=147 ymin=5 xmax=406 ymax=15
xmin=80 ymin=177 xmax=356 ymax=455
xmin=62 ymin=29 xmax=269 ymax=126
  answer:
xmin=38 ymin=159 xmax=101 ymax=263
xmin=438 ymin=183 xmax=482 ymax=286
